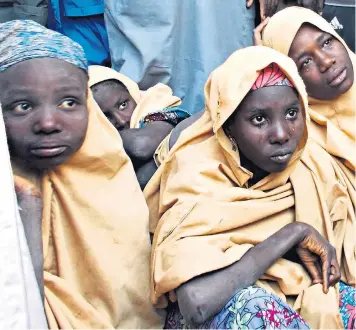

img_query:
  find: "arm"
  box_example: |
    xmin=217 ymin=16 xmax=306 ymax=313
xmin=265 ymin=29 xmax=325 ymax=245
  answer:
xmin=169 ymin=110 xmax=204 ymax=150
xmin=135 ymin=159 xmax=158 ymax=190
xmin=120 ymin=121 xmax=173 ymax=163
xmin=177 ymin=222 xmax=340 ymax=325
xmin=15 ymin=179 xmax=44 ymax=301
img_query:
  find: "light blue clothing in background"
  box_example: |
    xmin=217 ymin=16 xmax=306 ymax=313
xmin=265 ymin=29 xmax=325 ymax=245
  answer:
xmin=105 ymin=0 xmax=255 ymax=114
xmin=48 ymin=0 xmax=110 ymax=66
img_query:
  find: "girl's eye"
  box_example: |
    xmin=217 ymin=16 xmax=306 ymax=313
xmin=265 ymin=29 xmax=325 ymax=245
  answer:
xmin=323 ymin=39 xmax=332 ymax=47
xmin=302 ymin=58 xmax=312 ymax=68
xmin=251 ymin=115 xmax=266 ymax=126
xmin=119 ymin=101 xmax=128 ymax=110
xmin=60 ymin=99 xmax=77 ymax=109
xmin=286 ymin=109 xmax=298 ymax=119
xmin=13 ymin=103 xmax=32 ymax=114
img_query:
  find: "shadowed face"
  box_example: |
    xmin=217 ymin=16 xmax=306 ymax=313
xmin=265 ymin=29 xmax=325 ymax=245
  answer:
xmin=92 ymin=80 xmax=137 ymax=131
xmin=226 ymin=86 xmax=304 ymax=176
xmin=0 ymin=58 xmax=89 ymax=171
xmin=289 ymin=23 xmax=354 ymax=100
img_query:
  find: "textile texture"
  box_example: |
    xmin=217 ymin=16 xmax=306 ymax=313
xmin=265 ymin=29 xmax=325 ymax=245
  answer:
xmin=0 ymin=19 xmax=87 ymax=72
xmin=165 ymin=286 xmax=309 ymax=329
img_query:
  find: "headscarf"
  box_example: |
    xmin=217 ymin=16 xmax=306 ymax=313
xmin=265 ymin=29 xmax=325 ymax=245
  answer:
xmin=0 ymin=20 xmax=87 ymax=72
xmin=1 ymin=21 xmax=163 ymax=329
xmin=88 ymin=65 xmax=188 ymax=128
xmin=251 ymin=62 xmax=294 ymax=90
xmin=152 ymin=63 xmax=295 ymax=167
xmin=145 ymin=46 xmax=355 ymax=328
xmin=262 ymin=7 xmax=356 ymax=172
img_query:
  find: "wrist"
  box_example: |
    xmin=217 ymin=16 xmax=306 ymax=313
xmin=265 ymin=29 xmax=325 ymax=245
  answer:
xmin=292 ymin=222 xmax=312 ymax=243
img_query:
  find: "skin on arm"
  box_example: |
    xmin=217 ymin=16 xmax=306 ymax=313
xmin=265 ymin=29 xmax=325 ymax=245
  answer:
xmin=177 ymin=222 xmax=340 ymax=325
xmin=169 ymin=110 xmax=205 ymax=150
xmin=120 ymin=121 xmax=174 ymax=164
xmin=14 ymin=177 xmax=44 ymax=301
xmin=135 ymin=159 xmax=158 ymax=190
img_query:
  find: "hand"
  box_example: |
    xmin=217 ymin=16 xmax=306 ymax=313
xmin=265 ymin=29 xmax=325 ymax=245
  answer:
xmin=254 ymin=17 xmax=270 ymax=46
xmin=296 ymin=225 xmax=341 ymax=294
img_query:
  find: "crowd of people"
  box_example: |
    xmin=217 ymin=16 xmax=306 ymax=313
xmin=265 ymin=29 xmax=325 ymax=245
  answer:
xmin=0 ymin=0 xmax=355 ymax=329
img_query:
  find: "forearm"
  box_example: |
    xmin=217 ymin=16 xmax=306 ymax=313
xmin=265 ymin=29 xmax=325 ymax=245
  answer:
xmin=18 ymin=196 xmax=44 ymax=301
xmin=120 ymin=122 xmax=173 ymax=162
xmin=177 ymin=222 xmax=308 ymax=325
xmin=135 ymin=160 xmax=158 ymax=190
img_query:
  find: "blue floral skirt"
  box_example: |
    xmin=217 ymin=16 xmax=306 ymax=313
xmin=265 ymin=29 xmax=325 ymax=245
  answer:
xmin=165 ymin=282 xmax=356 ymax=329
xmin=165 ymin=286 xmax=309 ymax=329
xmin=339 ymin=281 xmax=356 ymax=329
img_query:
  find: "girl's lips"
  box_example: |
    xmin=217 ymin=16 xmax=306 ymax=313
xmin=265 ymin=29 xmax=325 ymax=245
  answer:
xmin=329 ymin=68 xmax=347 ymax=87
xmin=30 ymin=146 xmax=68 ymax=157
xmin=270 ymin=153 xmax=292 ymax=164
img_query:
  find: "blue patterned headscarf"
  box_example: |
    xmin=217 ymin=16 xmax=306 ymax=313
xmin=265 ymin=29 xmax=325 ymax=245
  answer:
xmin=0 ymin=20 xmax=88 ymax=72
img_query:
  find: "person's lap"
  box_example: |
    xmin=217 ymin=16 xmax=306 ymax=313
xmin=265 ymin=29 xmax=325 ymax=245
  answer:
xmin=165 ymin=286 xmax=309 ymax=329
xmin=166 ymin=282 xmax=356 ymax=329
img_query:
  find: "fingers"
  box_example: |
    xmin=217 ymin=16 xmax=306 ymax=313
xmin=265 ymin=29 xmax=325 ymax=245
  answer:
xmin=253 ymin=18 xmax=270 ymax=46
xmin=328 ymin=259 xmax=341 ymax=287
xmin=246 ymin=0 xmax=254 ymax=8
xmin=321 ymin=256 xmax=331 ymax=294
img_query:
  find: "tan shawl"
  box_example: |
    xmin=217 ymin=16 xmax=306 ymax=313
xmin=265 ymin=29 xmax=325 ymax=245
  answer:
xmin=88 ymin=65 xmax=181 ymax=128
xmin=13 ymin=92 xmax=163 ymax=328
xmin=262 ymin=6 xmax=356 ymax=173
xmin=145 ymin=46 xmax=355 ymax=328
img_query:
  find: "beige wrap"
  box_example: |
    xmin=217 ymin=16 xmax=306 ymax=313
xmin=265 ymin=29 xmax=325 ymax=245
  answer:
xmin=13 ymin=92 xmax=163 ymax=329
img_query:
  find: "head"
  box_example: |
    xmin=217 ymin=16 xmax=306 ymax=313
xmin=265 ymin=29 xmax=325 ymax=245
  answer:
xmin=91 ymin=79 xmax=137 ymax=131
xmin=262 ymin=7 xmax=354 ymax=101
xmin=0 ymin=20 xmax=89 ymax=171
xmin=224 ymin=64 xmax=305 ymax=176
xmin=289 ymin=23 xmax=354 ymax=100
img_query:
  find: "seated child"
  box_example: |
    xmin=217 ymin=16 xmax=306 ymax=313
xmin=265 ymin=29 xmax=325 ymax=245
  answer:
xmin=145 ymin=47 xmax=355 ymax=329
xmin=0 ymin=20 xmax=163 ymax=329
xmin=89 ymin=65 xmax=190 ymax=188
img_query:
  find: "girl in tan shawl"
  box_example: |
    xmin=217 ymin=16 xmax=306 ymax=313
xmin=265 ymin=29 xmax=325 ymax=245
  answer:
xmin=146 ymin=46 xmax=355 ymax=329
xmin=261 ymin=7 xmax=355 ymax=188
xmin=0 ymin=20 xmax=163 ymax=329
xmin=88 ymin=65 xmax=190 ymax=189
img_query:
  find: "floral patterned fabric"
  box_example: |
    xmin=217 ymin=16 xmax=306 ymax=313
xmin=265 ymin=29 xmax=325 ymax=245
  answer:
xmin=165 ymin=286 xmax=309 ymax=329
xmin=339 ymin=282 xmax=356 ymax=329
xmin=139 ymin=107 xmax=190 ymax=128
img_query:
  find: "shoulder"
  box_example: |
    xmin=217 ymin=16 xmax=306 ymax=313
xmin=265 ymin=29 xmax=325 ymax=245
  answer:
xmin=169 ymin=110 xmax=205 ymax=150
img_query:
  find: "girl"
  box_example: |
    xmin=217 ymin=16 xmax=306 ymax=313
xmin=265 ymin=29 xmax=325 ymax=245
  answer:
xmin=89 ymin=66 xmax=190 ymax=188
xmin=0 ymin=20 xmax=163 ymax=329
xmin=146 ymin=46 xmax=355 ymax=329
xmin=262 ymin=7 xmax=355 ymax=186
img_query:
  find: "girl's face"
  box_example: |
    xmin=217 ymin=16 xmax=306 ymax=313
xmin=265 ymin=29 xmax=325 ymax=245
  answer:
xmin=0 ymin=58 xmax=89 ymax=171
xmin=227 ymin=86 xmax=304 ymax=174
xmin=92 ymin=81 xmax=137 ymax=131
xmin=289 ymin=23 xmax=354 ymax=100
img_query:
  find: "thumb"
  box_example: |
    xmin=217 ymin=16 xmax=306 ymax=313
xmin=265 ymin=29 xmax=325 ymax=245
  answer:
xmin=247 ymin=0 xmax=254 ymax=8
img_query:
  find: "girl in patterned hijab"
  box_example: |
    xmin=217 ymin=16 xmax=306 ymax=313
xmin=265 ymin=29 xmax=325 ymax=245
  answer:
xmin=0 ymin=20 xmax=163 ymax=329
